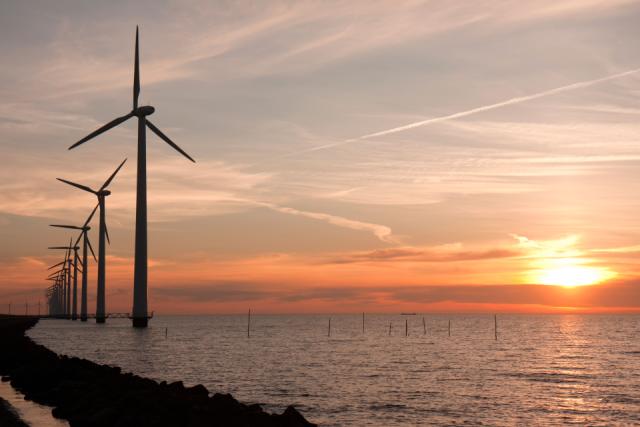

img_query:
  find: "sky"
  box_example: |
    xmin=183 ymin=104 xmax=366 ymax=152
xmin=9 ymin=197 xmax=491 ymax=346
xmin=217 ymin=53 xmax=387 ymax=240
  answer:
xmin=1 ymin=0 xmax=639 ymax=314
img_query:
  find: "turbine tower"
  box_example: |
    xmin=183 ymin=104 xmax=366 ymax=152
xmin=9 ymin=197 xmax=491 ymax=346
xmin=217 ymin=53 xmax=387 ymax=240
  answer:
xmin=46 ymin=267 xmax=65 ymax=317
xmin=50 ymin=205 xmax=98 ymax=321
xmin=48 ymin=239 xmax=74 ymax=319
xmin=57 ymin=160 xmax=126 ymax=323
xmin=68 ymin=27 xmax=195 ymax=327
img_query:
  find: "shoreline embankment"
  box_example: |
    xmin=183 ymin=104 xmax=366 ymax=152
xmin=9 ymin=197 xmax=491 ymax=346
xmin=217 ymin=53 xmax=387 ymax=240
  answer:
xmin=0 ymin=315 xmax=315 ymax=427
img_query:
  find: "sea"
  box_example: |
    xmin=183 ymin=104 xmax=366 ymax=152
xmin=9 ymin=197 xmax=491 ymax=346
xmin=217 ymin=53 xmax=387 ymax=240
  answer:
xmin=23 ymin=314 xmax=640 ymax=426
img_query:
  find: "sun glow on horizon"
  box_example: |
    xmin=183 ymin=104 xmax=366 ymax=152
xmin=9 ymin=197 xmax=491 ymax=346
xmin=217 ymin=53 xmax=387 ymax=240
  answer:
xmin=534 ymin=261 xmax=616 ymax=288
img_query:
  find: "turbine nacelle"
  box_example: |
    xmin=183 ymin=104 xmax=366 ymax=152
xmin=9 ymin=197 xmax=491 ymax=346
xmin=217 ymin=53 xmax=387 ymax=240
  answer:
xmin=134 ymin=105 xmax=155 ymax=117
xmin=98 ymin=189 xmax=111 ymax=197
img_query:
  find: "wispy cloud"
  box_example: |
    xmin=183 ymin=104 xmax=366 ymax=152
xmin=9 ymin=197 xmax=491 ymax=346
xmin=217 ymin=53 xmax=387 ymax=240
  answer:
xmin=324 ymin=245 xmax=520 ymax=264
xmin=298 ymin=68 xmax=640 ymax=154
xmin=254 ymin=201 xmax=396 ymax=244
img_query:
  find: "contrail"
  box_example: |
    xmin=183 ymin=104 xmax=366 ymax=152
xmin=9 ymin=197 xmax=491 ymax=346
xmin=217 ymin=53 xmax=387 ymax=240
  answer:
xmin=299 ymin=67 xmax=640 ymax=154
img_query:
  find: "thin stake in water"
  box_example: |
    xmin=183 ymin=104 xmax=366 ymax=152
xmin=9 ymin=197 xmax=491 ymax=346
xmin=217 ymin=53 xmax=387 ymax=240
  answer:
xmin=448 ymin=319 xmax=451 ymax=337
xmin=422 ymin=316 xmax=426 ymax=335
xmin=165 ymin=327 xmax=168 ymax=338
xmin=328 ymin=318 xmax=331 ymax=337
xmin=362 ymin=312 xmax=365 ymax=334
xmin=405 ymin=319 xmax=408 ymax=337
xmin=247 ymin=309 xmax=251 ymax=338
xmin=389 ymin=321 xmax=392 ymax=336
xmin=494 ymin=314 xmax=498 ymax=340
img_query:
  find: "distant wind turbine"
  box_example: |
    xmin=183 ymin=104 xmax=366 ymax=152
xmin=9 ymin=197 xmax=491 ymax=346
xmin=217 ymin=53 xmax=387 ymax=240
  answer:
xmin=49 ymin=242 xmax=81 ymax=320
xmin=48 ymin=241 xmax=73 ymax=318
xmin=46 ymin=279 xmax=62 ymax=316
xmin=50 ymin=206 xmax=98 ymax=321
xmin=46 ymin=267 xmax=65 ymax=316
xmin=68 ymin=27 xmax=195 ymax=327
xmin=57 ymin=160 xmax=126 ymax=323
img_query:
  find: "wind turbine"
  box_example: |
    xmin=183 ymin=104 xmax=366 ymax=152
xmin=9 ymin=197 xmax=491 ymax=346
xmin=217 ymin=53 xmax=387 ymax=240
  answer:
xmin=47 ymin=267 xmax=65 ymax=317
xmin=50 ymin=205 xmax=98 ymax=321
xmin=49 ymin=239 xmax=74 ymax=319
xmin=68 ymin=27 xmax=195 ymax=327
xmin=47 ymin=259 xmax=68 ymax=316
xmin=57 ymin=160 xmax=126 ymax=323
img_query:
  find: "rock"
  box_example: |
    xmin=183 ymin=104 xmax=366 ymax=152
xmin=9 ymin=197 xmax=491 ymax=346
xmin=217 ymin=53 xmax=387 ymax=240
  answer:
xmin=0 ymin=316 xmax=317 ymax=427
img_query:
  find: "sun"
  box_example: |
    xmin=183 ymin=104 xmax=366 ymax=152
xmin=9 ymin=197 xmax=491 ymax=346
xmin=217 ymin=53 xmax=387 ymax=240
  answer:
xmin=534 ymin=261 xmax=616 ymax=288
xmin=537 ymin=266 xmax=609 ymax=287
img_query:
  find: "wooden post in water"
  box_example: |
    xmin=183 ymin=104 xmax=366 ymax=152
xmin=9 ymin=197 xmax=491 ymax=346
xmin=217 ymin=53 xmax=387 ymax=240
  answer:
xmin=494 ymin=314 xmax=497 ymax=340
xmin=362 ymin=312 xmax=365 ymax=334
xmin=405 ymin=319 xmax=408 ymax=336
xmin=165 ymin=327 xmax=168 ymax=338
xmin=422 ymin=317 xmax=426 ymax=335
xmin=448 ymin=319 xmax=451 ymax=337
xmin=247 ymin=309 xmax=251 ymax=338
xmin=328 ymin=318 xmax=331 ymax=337
xmin=389 ymin=321 xmax=392 ymax=336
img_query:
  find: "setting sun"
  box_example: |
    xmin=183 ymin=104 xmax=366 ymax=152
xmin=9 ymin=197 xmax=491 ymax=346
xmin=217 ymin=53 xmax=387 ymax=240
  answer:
xmin=535 ymin=264 xmax=615 ymax=288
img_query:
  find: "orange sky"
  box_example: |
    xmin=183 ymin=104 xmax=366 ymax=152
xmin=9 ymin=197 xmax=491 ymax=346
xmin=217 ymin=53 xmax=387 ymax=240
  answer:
xmin=1 ymin=1 xmax=640 ymax=314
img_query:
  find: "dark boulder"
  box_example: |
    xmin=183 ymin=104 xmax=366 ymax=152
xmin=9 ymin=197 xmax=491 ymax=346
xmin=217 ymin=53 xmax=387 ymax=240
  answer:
xmin=0 ymin=316 xmax=317 ymax=427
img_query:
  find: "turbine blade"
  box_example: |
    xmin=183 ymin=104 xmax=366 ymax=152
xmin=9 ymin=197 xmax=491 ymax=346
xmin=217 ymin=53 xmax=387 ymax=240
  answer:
xmin=100 ymin=158 xmax=127 ymax=191
xmin=69 ymin=112 xmax=134 ymax=150
xmin=134 ymin=26 xmax=140 ymax=109
xmin=146 ymin=120 xmax=196 ymax=163
xmin=48 ymin=246 xmax=72 ymax=250
xmin=74 ymin=231 xmax=82 ymax=248
xmin=84 ymin=203 xmax=99 ymax=227
xmin=104 ymin=221 xmax=111 ymax=245
xmin=57 ymin=178 xmax=97 ymax=195
xmin=86 ymin=235 xmax=97 ymax=262
xmin=50 ymin=224 xmax=83 ymax=230
xmin=48 ymin=260 xmax=65 ymax=270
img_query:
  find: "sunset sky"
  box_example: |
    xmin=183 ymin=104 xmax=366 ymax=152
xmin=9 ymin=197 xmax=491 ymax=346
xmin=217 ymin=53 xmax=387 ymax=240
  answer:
xmin=1 ymin=0 xmax=639 ymax=314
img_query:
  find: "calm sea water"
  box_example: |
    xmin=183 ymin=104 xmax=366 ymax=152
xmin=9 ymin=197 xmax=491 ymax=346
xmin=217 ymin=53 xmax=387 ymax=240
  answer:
xmin=27 ymin=314 xmax=640 ymax=426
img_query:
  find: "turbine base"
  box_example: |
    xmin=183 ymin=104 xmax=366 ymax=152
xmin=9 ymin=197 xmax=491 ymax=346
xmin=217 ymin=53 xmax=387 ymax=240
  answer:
xmin=71 ymin=315 xmax=78 ymax=321
xmin=132 ymin=317 xmax=148 ymax=328
xmin=80 ymin=317 xmax=88 ymax=322
xmin=96 ymin=317 xmax=106 ymax=324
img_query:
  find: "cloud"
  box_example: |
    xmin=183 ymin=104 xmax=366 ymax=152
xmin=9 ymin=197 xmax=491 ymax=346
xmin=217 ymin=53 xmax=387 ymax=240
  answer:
xmin=160 ymin=280 xmax=640 ymax=310
xmin=154 ymin=282 xmax=272 ymax=302
xmin=383 ymin=280 xmax=640 ymax=309
xmin=324 ymin=245 xmax=520 ymax=264
xmin=254 ymin=201 xmax=396 ymax=243
xmin=298 ymin=68 xmax=640 ymax=154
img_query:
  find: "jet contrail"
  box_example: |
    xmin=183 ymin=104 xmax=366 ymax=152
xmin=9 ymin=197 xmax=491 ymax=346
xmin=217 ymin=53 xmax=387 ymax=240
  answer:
xmin=299 ymin=67 xmax=640 ymax=154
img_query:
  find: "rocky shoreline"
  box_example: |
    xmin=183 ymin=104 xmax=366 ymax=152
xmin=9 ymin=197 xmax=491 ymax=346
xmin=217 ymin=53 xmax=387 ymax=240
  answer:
xmin=0 ymin=316 xmax=316 ymax=427
xmin=0 ymin=396 xmax=28 ymax=427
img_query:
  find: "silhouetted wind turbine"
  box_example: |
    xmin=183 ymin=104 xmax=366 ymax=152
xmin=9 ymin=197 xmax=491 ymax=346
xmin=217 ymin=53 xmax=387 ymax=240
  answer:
xmin=49 ymin=239 xmax=74 ymax=319
xmin=68 ymin=27 xmax=195 ymax=327
xmin=57 ymin=160 xmax=126 ymax=323
xmin=47 ymin=255 xmax=69 ymax=316
xmin=50 ymin=205 xmax=98 ymax=321
xmin=46 ymin=279 xmax=62 ymax=316
xmin=46 ymin=272 xmax=64 ymax=315
xmin=47 ymin=261 xmax=66 ymax=316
